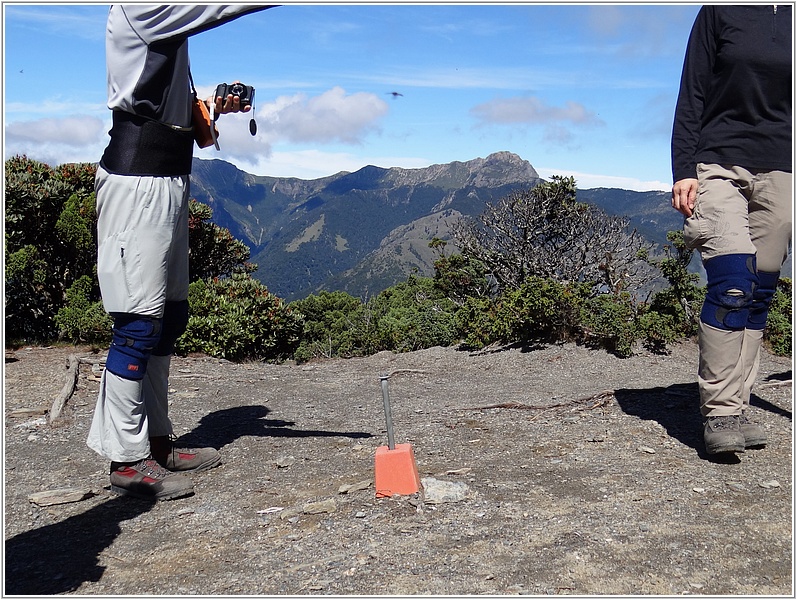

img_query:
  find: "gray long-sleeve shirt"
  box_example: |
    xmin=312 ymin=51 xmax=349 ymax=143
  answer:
xmin=106 ymin=4 xmax=270 ymax=127
xmin=101 ymin=4 xmax=271 ymax=176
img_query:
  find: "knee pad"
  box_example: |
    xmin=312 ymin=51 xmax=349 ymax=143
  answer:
xmin=153 ymin=300 xmax=189 ymax=356
xmin=748 ymin=270 xmax=779 ymax=330
xmin=701 ymin=254 xmax=757 ymax=331
xmin=106 ymin=314 xmax=162 ymax=380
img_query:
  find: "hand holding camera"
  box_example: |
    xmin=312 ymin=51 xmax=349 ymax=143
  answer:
xmin=207 ymin=81 xmax=258 ymax=147
xmin=214 ymin=81 xmax=255 ymax=114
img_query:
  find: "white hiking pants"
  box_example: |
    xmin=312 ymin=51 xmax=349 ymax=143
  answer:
xmin=87 ymin=166 xmax=190 ymax=463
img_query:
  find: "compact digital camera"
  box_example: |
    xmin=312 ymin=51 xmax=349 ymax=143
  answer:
xmin=215 ymin=82 xmax=255 ymax=107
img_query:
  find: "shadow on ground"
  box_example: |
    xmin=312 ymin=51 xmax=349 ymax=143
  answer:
xmin=4 ymin=496 xmax=155 ymax=595
xmin=174 ymin=404 xmax=373 ymax=450
xmin=615 ymin=374 xmax=792 ymax=464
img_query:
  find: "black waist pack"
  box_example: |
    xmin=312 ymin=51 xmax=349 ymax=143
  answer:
xmin=100 ymin=111 xmax=194 ymax=177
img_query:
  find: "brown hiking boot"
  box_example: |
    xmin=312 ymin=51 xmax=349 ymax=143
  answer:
xmin=703 ymin=415 xmax=745 ymax=455
xmin=739 ymin=412 xmax=767 ymax=448
xmin=110 ymin=457 xmax=194 ymax=501
xmin=150 ymin=436 xmax=222 ymax=472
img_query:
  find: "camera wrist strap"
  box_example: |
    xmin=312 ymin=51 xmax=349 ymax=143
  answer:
xmin=249 ymin=90 xmax=257 ymax=136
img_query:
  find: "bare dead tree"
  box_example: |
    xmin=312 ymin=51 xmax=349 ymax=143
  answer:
xmin=451 ymin=176 xmax=657 ymax=296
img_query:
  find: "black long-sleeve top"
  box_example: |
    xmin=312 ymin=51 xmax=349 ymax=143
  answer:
xmin=671 ymin=5 xmax=792 ymax=183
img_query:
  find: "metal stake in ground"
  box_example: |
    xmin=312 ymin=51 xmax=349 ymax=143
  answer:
xmin=380 ymin=375 xmax=396 ymax=450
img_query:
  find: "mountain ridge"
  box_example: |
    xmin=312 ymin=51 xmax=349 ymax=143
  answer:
xmin=188 ymin=152 xmax=682 ymax=300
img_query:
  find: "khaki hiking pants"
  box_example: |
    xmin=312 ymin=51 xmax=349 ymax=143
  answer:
xmin=684 ymin=163 xmax=792 ymax=417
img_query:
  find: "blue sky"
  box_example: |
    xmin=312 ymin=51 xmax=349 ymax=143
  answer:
xmin=3 ymin=3 xmax=702 ymax=191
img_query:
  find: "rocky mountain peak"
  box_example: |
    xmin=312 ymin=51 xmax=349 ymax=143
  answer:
xmin=380 ymin=151 xmax=539 ymax=190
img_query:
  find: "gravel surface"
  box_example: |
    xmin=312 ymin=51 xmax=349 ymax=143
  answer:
xmin=3 ymin=341 xmax=793 ymax=595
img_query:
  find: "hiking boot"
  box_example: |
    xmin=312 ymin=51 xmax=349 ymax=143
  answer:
xmin=703 ymin=415 xmax=745 ymax=454
xmin=150 ymin=436 xmax=222 ymax=473
xmin=739 ymin=412 xmax=767 ymax=448
xmin=110 ymin=457 xmax=194 ymax=501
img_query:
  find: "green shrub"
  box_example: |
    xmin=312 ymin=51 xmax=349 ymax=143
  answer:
xmin=289 ymin=290 xmax=370 ymax=362
xmin=495 ymin=276 xmax=589 ymax=345
xmin=765 ymin=277 xmax=792 ymax=357
xmin=456 ymin=276 xmax=590 ymax=350
xmin=4 ymin=157 xmax=98 ymax=344
xmin=188 ymin=200 xmax=255 ymax=281
xmin=646 ymin=231 xmax=704 ymax=340
xmin=54 ymin=275 xmax=112 ymax=347
xmin=368 ymin=275 xmax=460 ymax=353
xmin=290 ymin=276 xmax=461 ymax=361
xmin=432 ymin=251 xmax=491 ymax=304
xmin=579 ymin=292 xmax=639 ymax=358
xmin=634 ymin=310 xmax=681 ymax=355
xmin=4 ymin=244 xmax=59 ymax=343
xmin=455 ymin=296 xmax=500 ymax=350
xmin=176 ymin=274 xmax=303 ymax=362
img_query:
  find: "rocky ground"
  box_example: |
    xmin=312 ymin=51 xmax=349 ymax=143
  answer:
xmin=3 ymin=340 xmax=793 ymax=596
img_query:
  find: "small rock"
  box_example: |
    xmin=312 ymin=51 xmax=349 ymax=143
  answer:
xmin=421 ymin=477 xmax=469 ymax=504
xmin=726 ymin=481 xmax=745 ymax=492
xmin=279 ymin=507 xmax=302 ymax=521
xmin=443 ymin=467 xmax=472 ymax=476
xmin=637 ymin=446 xmax=656 ymax=454
xmin=692 ymin=487 xmax=706 ymax=493
xmin=303 ymin=499 xmax=337 ymax=514
xmin=7 ymin=407 xmax=47 ymax=418
xmin=275 ymin=455 xmax=296 ymax=468
xmin=354 ymin=511 xmax=367 ymax=518
xmin=759 ymin=479 xmax=780 ymax=489
xmin=15 ymin=417 xmax=47 ymax=431
xmin=338 ymin=480 xmax=371 ymax=494
xmin=29 ymin=488 xmax=96 ymax=506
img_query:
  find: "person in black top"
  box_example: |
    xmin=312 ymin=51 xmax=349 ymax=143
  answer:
xmin=671 ymin=5 xmax=792 ymax=456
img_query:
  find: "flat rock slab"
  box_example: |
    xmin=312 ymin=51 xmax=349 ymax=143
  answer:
xmin=28 ymin=488 xmax=97 ymax=507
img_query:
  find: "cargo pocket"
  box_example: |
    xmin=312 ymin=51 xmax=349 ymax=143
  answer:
xmin=682 ymin=165 xmax=708 ymax=252
xmin=97 ymin=230 xmax=145 ymax=313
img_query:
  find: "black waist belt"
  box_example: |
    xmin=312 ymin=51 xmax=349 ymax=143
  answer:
xmin=100 ymin=111 xmax=193 ymax=176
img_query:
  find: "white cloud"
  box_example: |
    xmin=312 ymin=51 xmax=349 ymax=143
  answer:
xmin=260 ymin=87 xmax=390 ymax=145
xmin=584 ymin=5 xmax=698 ymax=60
xmin=195 ymin=86 xmax=392 ymax=167
xmin=3 ymin=140 xmax=108 ymax=168
xmin=4 ymin=5 xmax=107 ymax=42
xmin=537 ymin=167 xmax=670 ymax=192
xmin=4 ymin=115 xmax=108 ymax=166
xmin=5 ymin=116 xmax=106 ymax=147
xmin=470 ymin=96 xmax=604 ymax=127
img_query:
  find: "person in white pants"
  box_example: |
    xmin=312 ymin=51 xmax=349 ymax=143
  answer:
xmin=88 ymin=4 xmax=272 ymax=500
